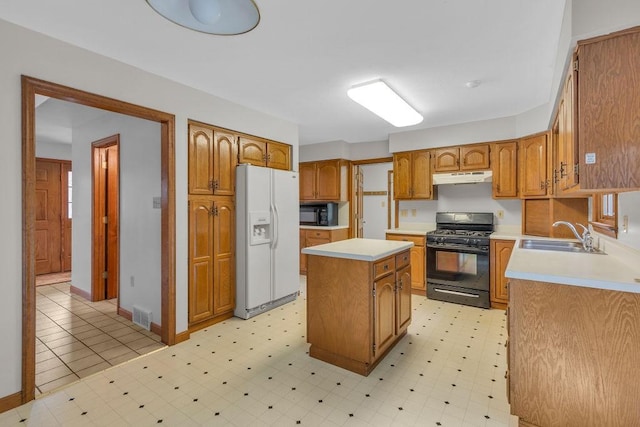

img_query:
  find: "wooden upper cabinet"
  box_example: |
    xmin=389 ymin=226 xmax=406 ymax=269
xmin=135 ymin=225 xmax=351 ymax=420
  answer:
xmin=239 ymin=136 xmax=291 ymax=171
xmin=267 ymin=141 xmax=291 ymax=170
xmin=491 ymin=141 xmax=518 ymax=199
xmin=238 ymin=136 xmax=267 ymax=166
xmin=556 ymin=61 xmax=579 ymax=194
xmin=299 ymin=159 xmax=344 ymax=201
xmin=213 ymin=131 xmax=238 ymax=196
xmin=433 ymin=144 xmax=490 ymax=172
xmin=519 ymin=132 xmax=552 ymax=198
xmin=393 ymin=150 xmax=433 ymax=200
xmin=188 ymin=124 xmax=215 ymax=195
xmin=576 ymin=28 xmax=640 ymax=191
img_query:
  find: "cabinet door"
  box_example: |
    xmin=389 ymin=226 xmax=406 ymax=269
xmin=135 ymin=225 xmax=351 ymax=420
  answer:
xmin=316 ymin=160 xmax=340 ymax=201
xmin=412 ymin=150 xmax=433 ymax=199
xmin=560 ymin=66 xmax=579 ymax=192
xmin=490 ymin=240 xmax=514 ymax=307
xmin=266 ymin=141 xmax=291 ymax=170
xmin=373 ymin=274 xmax=396 ymax=358
xmin=492 ymin=141 xmax=518 ymax=198
xmin=410 ymin=246 xmax=425 ymax=290
xmin=188 ymin=124 xmax=214 ymax=195
xmin=213 ymin=131 xmax=237 ymax=196
xmin=238 ymin=136 xmax=267 ymax=166
xmin=188 ymin=197 xmax=215 ymax=324
xmin=460 ymin=144 xmax=490 ymax=170
xmin=396 ymin=264 xmax=412 ymax=334
xmin=393 ymin=152 xmax=412 ymax=199
xmin=299 ymin=162 xmax=316 ymax=201
xmin=299 ymin=229 xmax=307 ymax=274
xmin=213 ymin=198 xmax=235 ymax=315
xmin=433 ymin=147 xmax=459 ymax=172
xmin=519 ymin=133 xmax=551 ymax=197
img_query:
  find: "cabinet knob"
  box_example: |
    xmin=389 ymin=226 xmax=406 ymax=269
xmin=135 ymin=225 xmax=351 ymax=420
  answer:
xmin=384 ymin=264 xmax=389 ymax=270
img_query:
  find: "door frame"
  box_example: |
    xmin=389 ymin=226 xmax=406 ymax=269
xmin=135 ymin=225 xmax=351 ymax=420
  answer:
xmin=21 ymin=76 xmax=176 ymax=404
xmin=349 ymin=157 xmax=393 ymax=238
xmin=92 ymin=136 xmax=120 ymax=301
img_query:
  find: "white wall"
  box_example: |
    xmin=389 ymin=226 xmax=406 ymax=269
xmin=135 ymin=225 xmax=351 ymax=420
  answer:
xmin=299 ymin=139 xmax=392 ymax=162
xmin=0 ymin=19 xmax=297 ymax=399
xmin=72 ymin=112 xmax=162 ymax=323
xmin=35 ymin=140 xmax=72 ymax=160
xmin=616 ymin=191 xmax=640 ymax=251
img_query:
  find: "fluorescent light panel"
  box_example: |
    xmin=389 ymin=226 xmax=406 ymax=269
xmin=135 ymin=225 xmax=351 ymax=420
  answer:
xmin=347 ymin=80 xmax=423 ymax=127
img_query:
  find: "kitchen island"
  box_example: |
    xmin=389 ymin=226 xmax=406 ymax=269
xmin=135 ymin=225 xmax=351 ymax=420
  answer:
xmin=302 ymin=238 xmax=413 ymax=376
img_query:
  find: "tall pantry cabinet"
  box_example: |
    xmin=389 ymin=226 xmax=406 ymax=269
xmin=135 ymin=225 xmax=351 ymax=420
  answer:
xmin=188 ymin=121 xmax=238 ymax=330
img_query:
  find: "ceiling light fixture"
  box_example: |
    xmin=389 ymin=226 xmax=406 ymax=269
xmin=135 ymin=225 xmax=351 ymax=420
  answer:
xmin=347 ymin=80 xmax=423 ymax=127
xmin=146 ymin=0 xmax=260 ymax=35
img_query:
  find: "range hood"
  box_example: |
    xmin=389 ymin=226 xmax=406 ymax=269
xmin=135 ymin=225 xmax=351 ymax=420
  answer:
xmin=432 ymin=170 xmax=492 ymax=185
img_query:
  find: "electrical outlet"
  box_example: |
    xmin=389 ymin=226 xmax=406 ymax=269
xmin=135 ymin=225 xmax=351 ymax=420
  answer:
xmin=497 ymin=210 xmax=504 ymax=219
xmin=381 ymin=201 xmax=385 ymax=207
xmin=400 ymin=209 xmax=408 ymax=217
xmin=130 ymin=276 xmax=135 ymax=287
xmin=623 ymin=215 xmax=629 ymax=233
xmin=411 ymin=209 xmax=417 ymax=217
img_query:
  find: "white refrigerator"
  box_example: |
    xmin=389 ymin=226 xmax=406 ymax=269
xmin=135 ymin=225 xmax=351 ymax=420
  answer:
xmin=235 ymin=164 xmax=300 ymax=319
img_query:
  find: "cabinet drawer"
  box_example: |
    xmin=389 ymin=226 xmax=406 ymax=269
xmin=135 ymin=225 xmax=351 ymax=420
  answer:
xmin=395 ymin=250 xmax=410 ymax=269
xmin=306 ymin=237 xmax=330 ymax=247
xmin=386 ymin=234 xmax=425 ymax=246
xmin=373 ymin=257 xmax=395 ymax=280
xmin=306 ymin=230 xmax=331 ymax=239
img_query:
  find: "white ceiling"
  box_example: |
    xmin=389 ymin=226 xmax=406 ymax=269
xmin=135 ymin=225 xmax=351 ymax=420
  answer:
xmin=1 ymin=0 xmax=567 ymax=146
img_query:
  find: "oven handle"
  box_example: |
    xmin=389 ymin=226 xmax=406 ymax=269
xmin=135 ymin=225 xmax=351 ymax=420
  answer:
xmin=433 ymin=288 xmax=480 ymax=298
xmin=426 ymin=244 xmax=488 ymax=255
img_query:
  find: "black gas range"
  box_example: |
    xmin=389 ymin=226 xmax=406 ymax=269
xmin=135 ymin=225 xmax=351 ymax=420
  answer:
xmin=426 ymin=212 xmax=494 ymax=308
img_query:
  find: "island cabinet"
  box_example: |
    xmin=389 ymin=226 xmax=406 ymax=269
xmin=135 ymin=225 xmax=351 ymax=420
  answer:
xmin=491 ymin=140 xmax=518 ymax=199
xmin=393 ymin=150 xmax=435 ymax=200
xmin=304 ymin=239 xmax=412 ymax=376
xmin=433 ymin=144 xmax=490 ymax=172
xmin=489 ymin=239 xmax=514 ymax=309
xmin=385 ymin=232 xmax=426 ymax=294
xmin=238 ymin=135 xmax=291 ymax=171
xmin=299 ymin=159 xmax=348 ymax=202
xmin=508 ymin=279 xmax=640 ymax=426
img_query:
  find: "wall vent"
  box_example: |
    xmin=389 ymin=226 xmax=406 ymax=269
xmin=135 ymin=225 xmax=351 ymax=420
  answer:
xmin=132 ymin=305 xmax=152 ymax=331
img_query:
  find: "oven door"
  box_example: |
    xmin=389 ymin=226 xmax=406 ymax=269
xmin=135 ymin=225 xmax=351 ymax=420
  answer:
xmin=426 ymin=244 xmax=489 ymax=291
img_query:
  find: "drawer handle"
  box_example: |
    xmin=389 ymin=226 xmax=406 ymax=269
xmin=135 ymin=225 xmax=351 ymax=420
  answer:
xmin=403 ymin=256 xmax=408 ymax=261
xmin=384 ymin=265 xmax=389 ymax=270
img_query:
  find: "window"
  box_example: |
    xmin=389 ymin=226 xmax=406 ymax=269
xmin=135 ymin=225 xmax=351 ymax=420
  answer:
xmin=591 ymin=193 xmax=617 ymax=238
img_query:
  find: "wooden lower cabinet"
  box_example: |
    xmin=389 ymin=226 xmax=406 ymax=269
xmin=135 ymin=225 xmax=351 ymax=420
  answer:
xmin=299 ymin=228 xmax=349 ymax=274
xmin=508 ymin=279 xmax=640 ymax=426
xmin=385 ymin=233 xmax=426 ymax=294
xmin=188 ymin=196 xmax=235 ymax=330
xmin=489 ymin=239 xmax=514 ymax=309
xmin=306 ymin=250 xmax=411 ymax=376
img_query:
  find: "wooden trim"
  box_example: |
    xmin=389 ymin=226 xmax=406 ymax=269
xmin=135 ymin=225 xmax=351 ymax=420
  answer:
xmin=350 ymin=157 xmax=393 ymax=165
xmin=175 ymin=330 xmax=191 ymax=344
xmin=576 ymin=25 xmax=640 ymax=47
xmin=117 ymin=307 xmax=162 ymax=337
xmin=21 ymin=75 xmax=177 ymax=405
xmin=69 ymin=285 xmax=92 ymax=301
xmin=363 ymin=191 xmax=387 ymax=196
xmin=187 ymin=311 xmax=234 ymax=334
xmin=0 ymin=391 xmax=22 ymax=414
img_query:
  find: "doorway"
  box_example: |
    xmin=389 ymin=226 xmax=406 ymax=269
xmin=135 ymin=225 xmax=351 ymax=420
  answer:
xmin=22 ymin=76 xmax=176 ymax=404
xmin=92 ymin=136 xmax=120 ymax=301
xmin=351 ymin=159 xmax=394 ymax=239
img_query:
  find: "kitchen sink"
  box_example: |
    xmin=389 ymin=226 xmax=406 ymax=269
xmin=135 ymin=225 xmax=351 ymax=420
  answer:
xmin=518 ymin=239 xmax=605 ymax=254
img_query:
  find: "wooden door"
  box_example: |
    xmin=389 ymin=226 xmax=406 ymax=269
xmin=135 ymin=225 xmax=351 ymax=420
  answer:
xmin=34 ymin=159 xmax=62 ymax=275
xmin=433 ymin=147 xmax=459 ymax=172
xmin=492 ymin=142 xmax=518 ymax=198
xmin=396 ymin=264 xmax=412 ymax=334
xmin=393 ymin=153 xmax=411 ymax=199
xmin=490 ymin=240 xmax=514 ymax=307
xmin=411 ymin=150 xmax=432 ymax=199
xmin=299 ymin=162 xmax=316 ymax=201
xmin=238 ymin=136 xmax=267 ymax=166
xmin=92 ymin=136 xmax=119 ymax=301
xmin=373 ymin=274 xmax=396 ymax=358
xmin=460 ymin=144 xmax=490 ymax=170
xmin=61 ymin=162 xmax=72 ymax=272
xmin=266 ymin=141 xmax=291 ymax=170
xmin=188 ymin=123 xmax=215 ymax=195
xmin=410 ymin=246 xmax=425 ymax=290
xmin=519 ymin=133 xmax=550 ymax=197
xmin=188 ymin=197 xmax=215 ymax=324
xmin=213 ymin=130 xmax=237 ymax=196
xmin=316 ymin=160 xmax=340 ymax=201
xmin=213 ymin=198 xmax=235 ymax=315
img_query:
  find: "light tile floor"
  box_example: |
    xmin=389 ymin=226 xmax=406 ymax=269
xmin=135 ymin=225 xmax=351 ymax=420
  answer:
xmin=2 ymin=277 xmax=518 ymax=426
xmin=34 ymin=283 xmax=165 ymax=395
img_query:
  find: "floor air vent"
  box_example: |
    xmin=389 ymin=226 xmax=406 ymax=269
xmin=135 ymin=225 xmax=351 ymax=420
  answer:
xmin=132 ymin=305 xmax=152 ymax=330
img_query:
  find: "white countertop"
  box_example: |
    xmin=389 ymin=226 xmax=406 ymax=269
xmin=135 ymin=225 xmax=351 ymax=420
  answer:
xmin=302 ymin=238 xmax=413 ymax=262
xmin=300 ymin=225 xmax=349 ymax=231
xmin=385 ymin=228 xmax=429 ymax=236
xmin=506 ymin=236 xmax=640 ymax=293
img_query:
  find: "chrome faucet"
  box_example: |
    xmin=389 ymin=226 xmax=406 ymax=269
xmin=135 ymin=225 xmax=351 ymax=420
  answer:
xmin=552 ymin=221 xmax=595 ymax=252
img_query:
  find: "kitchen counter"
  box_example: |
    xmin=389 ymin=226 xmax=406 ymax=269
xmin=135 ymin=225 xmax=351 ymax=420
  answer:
xmin=299 ymin=225 xmax=349 ymax=231
xmin=385 ymin=228 xmax=428 ymax=236
xmin=505 ymin=235 xmax=640 ymax=294
xmin=301 ymin=238 xmax=413 ymax=262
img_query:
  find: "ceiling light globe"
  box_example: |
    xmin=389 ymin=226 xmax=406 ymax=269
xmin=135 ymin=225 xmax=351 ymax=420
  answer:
xmin=189 ymin=0 xmax=222 ymax=25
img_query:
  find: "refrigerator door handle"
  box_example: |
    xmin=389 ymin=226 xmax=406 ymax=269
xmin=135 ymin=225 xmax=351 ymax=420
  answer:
xmin=271 ymin=203 xmax=279 ymax=249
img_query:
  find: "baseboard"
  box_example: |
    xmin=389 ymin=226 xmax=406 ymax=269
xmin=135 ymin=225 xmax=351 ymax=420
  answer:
xmin=69 ymin=285 xmax=91 ymax=301
xmin=117 ymin=307 xmax=161 ymax=336
xmin=175 ymin=330 xmax=190 ymax=344
xmin=0 ymin=391 xmax=22 ymax=414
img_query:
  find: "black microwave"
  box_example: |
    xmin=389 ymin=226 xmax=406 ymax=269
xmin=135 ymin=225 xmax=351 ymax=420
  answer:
xmin=300 ymin=203 xmax=338 ymax=226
